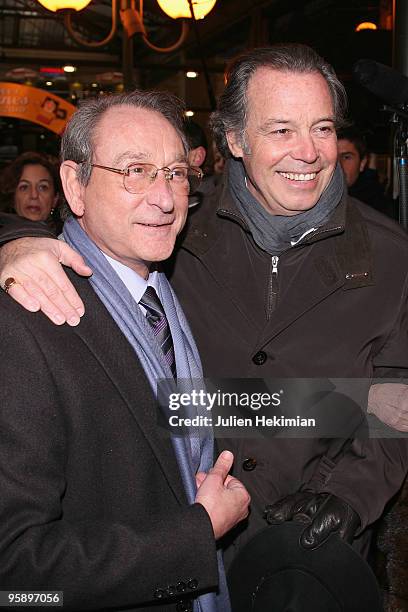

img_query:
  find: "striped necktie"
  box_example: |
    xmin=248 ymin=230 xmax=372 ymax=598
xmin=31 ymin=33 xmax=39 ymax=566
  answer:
xmin=139 ymin=286 xmax=177 ymax=379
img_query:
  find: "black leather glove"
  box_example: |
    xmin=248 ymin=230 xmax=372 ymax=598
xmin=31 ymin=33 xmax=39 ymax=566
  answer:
xmin=264 ymin=491 xmax=360 ymax=550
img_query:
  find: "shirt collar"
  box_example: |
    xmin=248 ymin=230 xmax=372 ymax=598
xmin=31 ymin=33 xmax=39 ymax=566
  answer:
xmin=102 ymin=252 xmax=159 ymax=304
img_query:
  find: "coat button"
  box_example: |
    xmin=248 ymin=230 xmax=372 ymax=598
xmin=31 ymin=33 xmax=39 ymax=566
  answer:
xmin=176 ymin=600 xmax=193 ymax=612
xmin=187 ymin=578 xmax=198 ymax=590
xmin=154 ymin=589 xmax=165 ymax=599
xmin=242 ymin=457 xmax=257 ymax=471
xmin=253 ymin=351 xmax=267 ymax=365
xmin=167 ymin=585 xmax=177 ymax=596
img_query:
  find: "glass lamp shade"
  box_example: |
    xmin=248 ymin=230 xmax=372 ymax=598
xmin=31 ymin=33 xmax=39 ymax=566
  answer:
xmin=36 ymin=0 xmax=92 ymax=12
xmin=355 ymin=21 xmax=378 ymax=32
xmin=157 ymin=0 xmax=216 ymax=20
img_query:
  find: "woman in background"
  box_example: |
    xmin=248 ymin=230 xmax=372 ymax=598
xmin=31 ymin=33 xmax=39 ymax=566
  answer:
xmin=0 ymin=152 xmax=61 ymax=233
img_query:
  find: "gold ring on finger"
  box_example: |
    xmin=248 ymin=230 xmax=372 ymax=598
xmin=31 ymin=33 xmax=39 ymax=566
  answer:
xmin=3 ymin=277 xmax=18 ymax=294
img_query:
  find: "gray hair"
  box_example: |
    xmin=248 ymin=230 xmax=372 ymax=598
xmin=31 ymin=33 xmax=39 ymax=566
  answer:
xmin=59 ymin=89 xmax=188 ymax=218
xmin=211 ymin=43 xmax=348 ymax=157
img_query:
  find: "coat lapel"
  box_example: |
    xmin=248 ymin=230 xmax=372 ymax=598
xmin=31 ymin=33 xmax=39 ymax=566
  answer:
xmin=68 ymin=272 xmax=187 ymax=504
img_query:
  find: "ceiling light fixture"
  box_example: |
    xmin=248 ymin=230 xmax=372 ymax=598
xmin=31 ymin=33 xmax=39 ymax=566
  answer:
xmin=355 ymin=21 xmax=378 ymax=32
xmin=63 ymin=65 xmax=76 ymax=73
xmin=186 ymin=70 xmax=198 ymax=78
xmin=37 ymin=0 xmax=91 ymax=10
xmin=35 ymin=0 xmax=216 ymax=51
xmin=158 ymin=0 xmax=216 ymax=20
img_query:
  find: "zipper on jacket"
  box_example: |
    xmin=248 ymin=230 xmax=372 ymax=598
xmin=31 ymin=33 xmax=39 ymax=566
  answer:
xmin=266 ymin=255 xmax=279 ymax=319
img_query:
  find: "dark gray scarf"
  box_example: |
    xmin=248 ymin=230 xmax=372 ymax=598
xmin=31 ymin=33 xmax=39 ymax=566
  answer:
xmin=229 ymin=158 xmax=345 ymax=255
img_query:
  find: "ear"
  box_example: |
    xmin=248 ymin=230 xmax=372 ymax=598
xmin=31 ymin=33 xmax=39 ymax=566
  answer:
xmin=188 ymin=146 xmax=207 ymax=168
xmin=359 ymin=155 xmax=368 ymax=173
xmin=226 ymin=131 xmax=244 ymax=158
xmin=60 ymin=162 xmax=86 ymax=217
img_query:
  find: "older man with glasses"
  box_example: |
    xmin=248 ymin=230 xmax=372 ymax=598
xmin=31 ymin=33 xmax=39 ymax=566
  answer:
xmin=0 ymin=90 xmax=250 ymax=611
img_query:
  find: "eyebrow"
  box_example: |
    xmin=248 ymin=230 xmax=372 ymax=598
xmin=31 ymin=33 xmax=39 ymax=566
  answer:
xmin=172 ymin=154 xmax=189 ymax=164
xmin=258 ymin=116 xmax=335 ymax=134
xmin=313 ymin=116 xmax=336 ymax=125
xmin=18 ymin=178 xmax=51 ymax=183
xmin=112 ymin=151 xmax=188 ymax=166
xmin=257 ymin=119 xmax=289 ymax=134
xmin=113 ymin=151 xmax=149 ymax=165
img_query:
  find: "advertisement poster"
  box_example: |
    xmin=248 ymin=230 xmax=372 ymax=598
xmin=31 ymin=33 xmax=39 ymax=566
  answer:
xmin=0 ymin=82 xmax=75 ymax=135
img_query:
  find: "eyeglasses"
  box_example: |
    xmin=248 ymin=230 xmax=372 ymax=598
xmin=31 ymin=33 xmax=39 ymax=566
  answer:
xmin=89 ymin=162 xmax=203 ymax=195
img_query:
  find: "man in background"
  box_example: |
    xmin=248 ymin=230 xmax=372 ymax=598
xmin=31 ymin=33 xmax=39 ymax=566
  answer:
xmin=184 ymin=119 xmax=222 ymax=201
xmin=185 ymin=119 xmax=208 ymax=169
xmin=337 ymin=126 xmax=394 ymax=217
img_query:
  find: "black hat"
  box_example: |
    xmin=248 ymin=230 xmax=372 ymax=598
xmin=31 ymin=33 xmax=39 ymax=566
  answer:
xmin=227 ymin=523 xmax=383 ymax=612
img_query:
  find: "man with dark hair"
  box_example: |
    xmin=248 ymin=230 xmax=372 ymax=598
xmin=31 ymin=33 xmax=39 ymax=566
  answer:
xmin=337 ymin=126 xmax=368 ymax=188
xmin=0 ymin=43 xmax=407 ymax=566
xmin=183 ymin=119 xmax=222 ymax=201
xmin=0 ymin=90 xmax=250 ymax=611
xmin=184 ymin=119 xmax=208 ymax=169
xmin=337 ymin=126 xmax=394 ymax=217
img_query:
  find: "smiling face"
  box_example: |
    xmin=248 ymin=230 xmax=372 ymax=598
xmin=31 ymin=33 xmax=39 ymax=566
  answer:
xmin=226 ymin=68 xmax=339 ymax=216
xmin=61 ymin=105 xmax=189 ymax=279
xmin=14 ymin=163 xmax=57 ymax=222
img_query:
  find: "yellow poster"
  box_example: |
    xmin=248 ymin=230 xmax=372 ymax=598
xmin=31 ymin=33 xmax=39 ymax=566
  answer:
xmin=0 ymin=82 xmax=76 ymax=135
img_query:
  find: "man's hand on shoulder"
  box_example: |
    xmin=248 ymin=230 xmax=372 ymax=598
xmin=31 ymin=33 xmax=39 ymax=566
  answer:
xmin=0 ymin=237 xmax=92 ymax=325
xmin=195 ymin=450 xmax=250 ymax=540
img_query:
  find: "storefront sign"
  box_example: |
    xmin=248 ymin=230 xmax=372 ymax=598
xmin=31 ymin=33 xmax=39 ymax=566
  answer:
xmin=0 ymin=82 xmax=75 ymax=135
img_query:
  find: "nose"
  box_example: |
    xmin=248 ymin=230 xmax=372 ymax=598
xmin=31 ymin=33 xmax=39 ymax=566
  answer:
xmin=145 ymin=172 xmax=175 ymax=213
xmin=292 ymin=132 xmax=319 ymax=164
xmin=30 ymin=185 xmax=39 ymax=199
